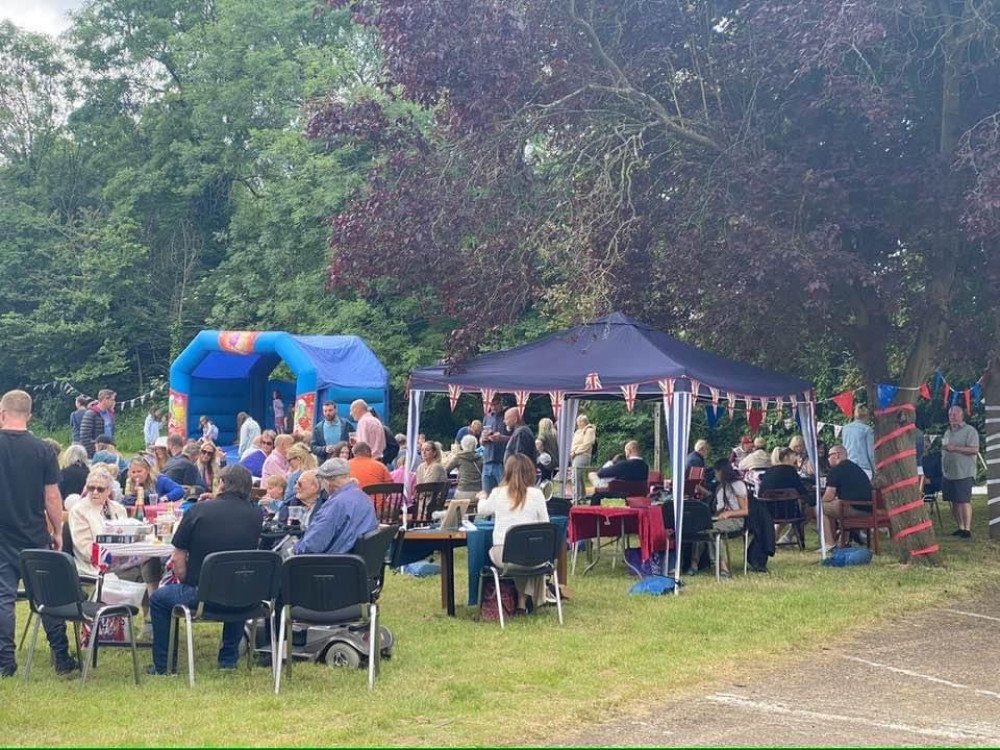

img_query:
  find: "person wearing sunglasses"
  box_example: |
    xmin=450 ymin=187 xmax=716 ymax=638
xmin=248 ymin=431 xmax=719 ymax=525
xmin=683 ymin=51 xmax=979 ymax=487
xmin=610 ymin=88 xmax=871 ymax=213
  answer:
xmin=68 ymin=467 xmax=127 ymax=576
xmin=238 ymin=430 xmax=276 ymax=478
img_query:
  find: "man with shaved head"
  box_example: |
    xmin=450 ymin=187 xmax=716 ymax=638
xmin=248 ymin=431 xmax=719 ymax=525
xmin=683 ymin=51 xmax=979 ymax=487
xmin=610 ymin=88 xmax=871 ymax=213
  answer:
xmin=349 ymin=399 xmax=385 ymax=461
xmin=589 ymin=440 xmax=649 ymax=505
xmin=503 ymin=407 xmax=537 ymax=463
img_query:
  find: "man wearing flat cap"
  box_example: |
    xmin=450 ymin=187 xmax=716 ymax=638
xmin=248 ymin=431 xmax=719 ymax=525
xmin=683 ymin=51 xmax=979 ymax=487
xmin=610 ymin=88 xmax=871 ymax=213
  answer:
xmin=293 ymin=458 xmax=377 ymax=555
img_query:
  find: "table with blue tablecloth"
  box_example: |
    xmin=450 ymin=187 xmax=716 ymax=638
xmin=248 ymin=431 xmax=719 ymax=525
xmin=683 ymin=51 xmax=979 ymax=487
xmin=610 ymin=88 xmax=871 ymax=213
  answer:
xmin=399 ymin=517 xmax=568 ymax=613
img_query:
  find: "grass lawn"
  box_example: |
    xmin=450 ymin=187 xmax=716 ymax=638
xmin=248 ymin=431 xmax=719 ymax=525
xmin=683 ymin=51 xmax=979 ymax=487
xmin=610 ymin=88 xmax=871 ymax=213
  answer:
xmin=2 ymin=499 xmax=998 ymax=747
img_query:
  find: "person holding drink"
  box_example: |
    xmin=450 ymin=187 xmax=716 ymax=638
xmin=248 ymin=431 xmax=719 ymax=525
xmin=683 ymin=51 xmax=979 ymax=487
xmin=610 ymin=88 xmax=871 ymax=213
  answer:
xmin=480 ymin=394 xmax=511 ymax=495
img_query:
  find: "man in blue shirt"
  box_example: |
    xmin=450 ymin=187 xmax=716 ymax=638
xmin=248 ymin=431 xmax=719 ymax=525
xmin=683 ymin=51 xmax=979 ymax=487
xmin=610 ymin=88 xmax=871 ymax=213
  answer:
xmin=295 ymin=458 xmax=377 ymax=555
xmin=841 ymin=404 xmax=876 ymax=478
xmin=311 ymin=401 xmax=350 ymax=461
xmin=479 ymin=395 xmax=511 ymax=495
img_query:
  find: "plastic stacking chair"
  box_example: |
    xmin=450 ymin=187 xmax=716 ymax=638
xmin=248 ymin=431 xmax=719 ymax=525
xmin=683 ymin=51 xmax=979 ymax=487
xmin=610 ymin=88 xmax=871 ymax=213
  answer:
xmin=477 ymin=522 xmax=563 ymax=630
xmin=165 ymin=550 xmax=281 ymax=688
xmin=19 ymin=549 xmax=140 ymax=685
xmin=274 ymin=555 xmax=379 ymax=694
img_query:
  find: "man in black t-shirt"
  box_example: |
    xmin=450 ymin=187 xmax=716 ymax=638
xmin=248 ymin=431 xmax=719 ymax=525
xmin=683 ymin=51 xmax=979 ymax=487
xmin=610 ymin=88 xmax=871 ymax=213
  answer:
xmin=820 ymin=445 xmax=873 ymax=551
xmin=148 ymin=464 xmax=262 ymax=675
xmin=0 ymin=390 xmax=75 ymax=677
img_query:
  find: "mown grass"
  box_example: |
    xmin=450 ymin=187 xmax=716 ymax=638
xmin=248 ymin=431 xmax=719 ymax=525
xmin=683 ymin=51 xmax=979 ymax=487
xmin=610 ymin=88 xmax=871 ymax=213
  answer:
xmin=2 ymin=499 xmax=997 ymax=747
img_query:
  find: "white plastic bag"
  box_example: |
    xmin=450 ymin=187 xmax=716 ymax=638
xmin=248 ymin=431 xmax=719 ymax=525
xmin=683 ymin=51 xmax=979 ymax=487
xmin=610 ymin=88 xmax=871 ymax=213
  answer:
xmin=100 ymin=574 xmax=147 ymax=609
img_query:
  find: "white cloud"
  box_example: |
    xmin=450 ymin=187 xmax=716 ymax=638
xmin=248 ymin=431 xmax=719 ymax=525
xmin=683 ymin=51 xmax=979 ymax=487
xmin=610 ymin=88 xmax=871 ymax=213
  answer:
xmin=0 ymin=0 xmax=85 ymax=36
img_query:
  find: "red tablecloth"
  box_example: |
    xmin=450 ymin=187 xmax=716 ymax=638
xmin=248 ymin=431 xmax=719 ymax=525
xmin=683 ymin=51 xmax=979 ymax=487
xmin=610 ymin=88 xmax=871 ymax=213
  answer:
xmin=568 ymin=505 xmax=671 ymax=562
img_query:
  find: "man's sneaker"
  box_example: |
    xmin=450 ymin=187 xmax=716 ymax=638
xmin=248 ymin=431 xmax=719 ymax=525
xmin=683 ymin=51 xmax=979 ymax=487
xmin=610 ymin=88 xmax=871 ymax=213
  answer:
xmin=52 ymin=655 xmax=80 ymax=675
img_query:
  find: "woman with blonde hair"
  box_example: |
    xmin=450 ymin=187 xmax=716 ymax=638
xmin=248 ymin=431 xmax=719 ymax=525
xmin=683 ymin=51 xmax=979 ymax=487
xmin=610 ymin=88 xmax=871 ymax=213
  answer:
xmin=283 ymin=442 xmax=319 ymax=503
xmin=195 ymin=440 xmax=221 ymax=493
xmin=477 ymin=454 xmax=550 ymax=613
xmin=58 ymin=444 xmax=91 ymax=500
xmin=416 ymin=440 xmax=448 ymax=485
xmin=123 ymin=454 xmax=184 ymax=505
xmin=537 ymin=417 xmax=559 ymax=465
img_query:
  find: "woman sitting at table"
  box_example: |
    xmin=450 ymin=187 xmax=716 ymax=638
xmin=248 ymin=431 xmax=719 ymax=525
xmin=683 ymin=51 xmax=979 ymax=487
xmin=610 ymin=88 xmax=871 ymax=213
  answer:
xmin=446 ymin=434 xmax=483 ymax=500
xmin=122 ymin=454 xmax=185 ymax=506
xmin=68 ymin=466 xmax=128 ymax=576
xmin=691 ymin=459 xmax=749 ymax=578
xmin=477 ymin=454 xmax=550 ymax=614
xmin=416 ymin=441 xmax=448 ymax=486
xmin=195 ymin=440 xmax=221 ymax=494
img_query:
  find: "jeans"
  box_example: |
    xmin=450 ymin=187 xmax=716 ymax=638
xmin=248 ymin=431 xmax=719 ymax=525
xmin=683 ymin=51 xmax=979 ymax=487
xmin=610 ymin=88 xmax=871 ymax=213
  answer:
xmin=0 ymin=542 xmax=69 ymax=673
xmin=150 ymin=583 xmax=244 ymax=672
xmin=482 ymin=463 xmax=504 ymax=495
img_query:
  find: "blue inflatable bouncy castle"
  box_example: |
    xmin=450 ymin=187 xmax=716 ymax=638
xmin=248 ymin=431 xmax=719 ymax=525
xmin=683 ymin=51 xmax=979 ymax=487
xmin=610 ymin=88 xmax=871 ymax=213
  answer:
xmin=169 ymin=331 xmax=389 ymax=444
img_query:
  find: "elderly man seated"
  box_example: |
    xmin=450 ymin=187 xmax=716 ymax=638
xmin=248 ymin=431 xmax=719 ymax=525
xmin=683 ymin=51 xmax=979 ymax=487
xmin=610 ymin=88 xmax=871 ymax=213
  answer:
xmin=294 ymin=458 xmax=377 ymax=555
xmin=588 ymin=440 xmax=649 ymax=505
xmin=276 ymin=469 xmax=324 ymax=527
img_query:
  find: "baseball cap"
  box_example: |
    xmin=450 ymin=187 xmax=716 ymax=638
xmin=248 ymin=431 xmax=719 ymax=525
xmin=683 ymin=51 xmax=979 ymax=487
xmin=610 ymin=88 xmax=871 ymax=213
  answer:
xmin=316 ymin=457 xmax=350 ymax=479
xmin=154 ymin=436 xmax=169 ymax=449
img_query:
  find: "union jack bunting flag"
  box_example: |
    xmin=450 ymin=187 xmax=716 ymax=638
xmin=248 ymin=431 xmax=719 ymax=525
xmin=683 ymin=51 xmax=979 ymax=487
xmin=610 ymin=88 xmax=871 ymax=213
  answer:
xmin=514 ymin=390 xmax=531 ymax=418
xmin=689 ymin=379 xmax=701 ymax=400
xmin=743 ymin=395 xmax=753 ymax=413
xmin=448 ymin=384 xmax=463 ymax=412
xmin=761 ymin=396 xmax=770 ymax=414
xmin=584 ymin=372 xmax=602 ymax=391
xmin=658 ymin=378 xmax=675 ymax=410
xmin=549 ymin=391 xmax=565 ymax=421
xmin=621 ymin=384 xmax=639 ymax=413
xmin=480 ymin=388 xmax=497 ymax=415
xmin=727 ymin=392 xmax=737 ymax=420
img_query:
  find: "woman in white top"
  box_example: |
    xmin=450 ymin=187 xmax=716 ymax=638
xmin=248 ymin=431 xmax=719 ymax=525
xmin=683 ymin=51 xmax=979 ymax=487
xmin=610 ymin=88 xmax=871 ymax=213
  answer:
xmin=477 ymin=454 xmax=550 ymax=612
xmin=415 ymin=441 xmax=448 ymax=486
xmin=701 ymin=458 xmax=749 ymax=576
xmin=68 ymin=466 xmax=128 ymax=576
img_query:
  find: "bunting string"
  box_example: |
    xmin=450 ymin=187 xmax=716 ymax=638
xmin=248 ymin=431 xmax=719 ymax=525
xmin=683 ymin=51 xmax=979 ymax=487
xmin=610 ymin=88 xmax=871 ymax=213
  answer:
xmin=24 ymin=380 xmax=167 ymax=411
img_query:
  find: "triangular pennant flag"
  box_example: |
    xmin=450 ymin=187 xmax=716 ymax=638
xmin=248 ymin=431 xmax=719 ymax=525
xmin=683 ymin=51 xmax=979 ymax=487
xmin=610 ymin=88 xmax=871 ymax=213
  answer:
xmin=876 ymin=383 xmax=898 ymax=410
xmin=834 ymin=424 xmax=843 ymax=438
xmin=816 ymin=421 xmax=826 ymax=432
xmin=950 ymin=387 xmax=960 ymax=407
xmin=943 ymin=382 xmax=952 ymax=408
xmin=748 ymin=407 xmax=764 ymax=434
xmin=549 ymin=391 xmax=564 ymax=422
xmin=726 ymin=392 xmax=737 ymax=420
xmin=919 ymin=383 xmax=932 ymax=400
xmin=620 ymin=384 xmax=639 ymax=414
xmin=964 ymin=388 xmax=972 ymax=413
xmin=928 ymin=434 xmax=938 ymax=444
xmin=832 ymin=390 xmax=854 ymax=419
xmin=972 ymin=382 xmax=982 ymax=405
xmin=584 ymin=372 xmax=602 ymax=391
xmin=743 ymin=395 xmax=753 ymax=414
xmin=448 ymin=384 xmax=463 ymax=412
xmin=709 ymin=386 xmax=720 ymax=407
xmin=514 ymin=390 xmax=531 ymax=419
xmin=689 ymin=379 xmax=701 ymax=400
xmin=706 ymin=404 xmax=723 ymax=430
xmin=783 ymin=418 xmax=794 ymax=430
xmin=480 ymin=388 xmax=497 ymax=415
xmin=761 ymin=396 xmax=770 ymax=414
xmin=658 ymin=379 xmax=675 ymax=411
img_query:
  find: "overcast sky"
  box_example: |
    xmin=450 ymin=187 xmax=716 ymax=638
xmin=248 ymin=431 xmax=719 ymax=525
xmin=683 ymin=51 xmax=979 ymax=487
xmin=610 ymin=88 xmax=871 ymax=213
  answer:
xmin=0 ymin=0 xmax=85 ymax=36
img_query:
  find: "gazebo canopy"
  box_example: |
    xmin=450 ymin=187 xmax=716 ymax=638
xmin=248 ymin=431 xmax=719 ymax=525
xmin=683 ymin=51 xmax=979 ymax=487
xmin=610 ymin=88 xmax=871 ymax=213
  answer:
xmin=409 ymin=312 xmax=813 ymax=402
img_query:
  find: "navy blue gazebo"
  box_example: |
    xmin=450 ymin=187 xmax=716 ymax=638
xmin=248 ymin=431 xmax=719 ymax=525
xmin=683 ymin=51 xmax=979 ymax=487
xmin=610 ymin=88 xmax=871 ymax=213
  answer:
xmin=406 ymin=313 xmax=825 ymax=580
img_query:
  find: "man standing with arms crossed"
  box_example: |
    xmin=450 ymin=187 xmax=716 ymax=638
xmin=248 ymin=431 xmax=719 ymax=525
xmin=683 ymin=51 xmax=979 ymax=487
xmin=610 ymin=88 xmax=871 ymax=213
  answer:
xmin=0 ymin=390 xmax=76 ymax=677
xmin=942 ymin=405 xmax=980 ymax=538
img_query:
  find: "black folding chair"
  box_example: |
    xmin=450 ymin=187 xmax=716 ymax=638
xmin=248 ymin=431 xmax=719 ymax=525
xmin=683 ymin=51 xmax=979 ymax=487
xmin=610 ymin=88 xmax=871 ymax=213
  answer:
xmin=274 ymin=555 xmax=379 ymax=694
xmin=165 ymin=550 xmax=281 ymax=688
xmin=19 ymin=549 xmax=140 ymax=685
xmin=362 ymin=483 xmax=406 ymax=526
xmin=477 ymin=522 xmax=563 ymax=630
xmin=410 ymin=482 xmax=449 ymax=527
xmin=352 ymin=525 xmax=403 ymax=605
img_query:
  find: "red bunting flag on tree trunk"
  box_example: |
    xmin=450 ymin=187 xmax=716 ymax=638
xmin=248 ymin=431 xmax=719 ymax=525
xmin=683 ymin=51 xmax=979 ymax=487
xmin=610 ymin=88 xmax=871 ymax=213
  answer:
xmin=832 ymin=390 xmax=854 ymax=419
xmin=919 ymin=383 xmax=932 ymax=400
xmin=748 ymin=407 xmax=764 ymax=434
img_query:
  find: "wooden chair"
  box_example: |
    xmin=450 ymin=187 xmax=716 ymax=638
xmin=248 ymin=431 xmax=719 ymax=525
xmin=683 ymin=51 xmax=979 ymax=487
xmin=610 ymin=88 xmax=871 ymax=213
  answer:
xmin=837 ymin=490 xmax=891 ymax=554
xmin=410 ymin=482 xmax=449 ymax=527
xmin=362 ymin=483 xmax=406 ymax=526
xmin=757 ymin=488 xmax=807 ymax=550
xmin=683 ymin=467 xmax=705 ymax=500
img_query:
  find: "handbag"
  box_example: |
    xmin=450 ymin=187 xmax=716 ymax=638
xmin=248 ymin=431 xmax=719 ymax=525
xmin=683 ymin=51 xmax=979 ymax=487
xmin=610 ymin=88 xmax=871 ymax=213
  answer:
xmin=480 ymin=578 xmax=517 ymax=621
